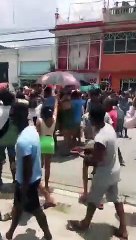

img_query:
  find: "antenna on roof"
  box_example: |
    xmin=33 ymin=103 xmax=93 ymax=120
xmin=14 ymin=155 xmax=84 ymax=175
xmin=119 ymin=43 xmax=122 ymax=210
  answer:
xmin=55 ymin=8 xmax=59 ymax=25
xmin=103 ymin=0 xmax=106 ymax=8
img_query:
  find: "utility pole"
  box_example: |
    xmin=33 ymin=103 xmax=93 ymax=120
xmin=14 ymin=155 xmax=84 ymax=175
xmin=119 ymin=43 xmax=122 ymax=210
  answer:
xmin=12 ymin=0 xmax=15 ymax=24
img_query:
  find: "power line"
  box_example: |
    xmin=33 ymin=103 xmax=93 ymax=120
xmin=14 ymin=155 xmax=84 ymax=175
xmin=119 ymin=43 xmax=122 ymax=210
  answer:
xmin=2 ymin=29 xmax=136 ymax=45
xmin=0 ymin=28 xmax=52 ymax=36
xmin=0 ymin=32 xmax=104 ymax=44
xmin=0 ymin=36 xmax=55 ymax=44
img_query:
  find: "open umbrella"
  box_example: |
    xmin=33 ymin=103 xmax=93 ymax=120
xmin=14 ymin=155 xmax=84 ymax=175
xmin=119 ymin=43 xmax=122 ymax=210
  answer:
xmin=0 ymin=83 xmax=8 ymax=90
xmin=37 ymin=71 xmax=80 ymax=87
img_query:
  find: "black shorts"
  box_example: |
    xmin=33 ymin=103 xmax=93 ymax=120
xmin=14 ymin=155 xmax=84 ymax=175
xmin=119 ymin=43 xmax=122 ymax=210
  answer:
xmin=14 ymin=179 xmax=41 ymax=213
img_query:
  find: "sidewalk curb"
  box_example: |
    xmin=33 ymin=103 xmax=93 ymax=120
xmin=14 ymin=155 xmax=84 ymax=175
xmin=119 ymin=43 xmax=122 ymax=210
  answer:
xmin=1 ymin=176 xmax=136 ymax=207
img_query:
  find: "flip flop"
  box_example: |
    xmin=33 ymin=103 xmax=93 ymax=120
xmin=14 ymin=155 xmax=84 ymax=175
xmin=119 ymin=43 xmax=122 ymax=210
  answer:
xmin=98 ymin=203 xmax=104 ymax=210
xmin=43 ymin=202 xmax=56 ymax=209
xmin=67 ymin=220 xmax=89 ymax=232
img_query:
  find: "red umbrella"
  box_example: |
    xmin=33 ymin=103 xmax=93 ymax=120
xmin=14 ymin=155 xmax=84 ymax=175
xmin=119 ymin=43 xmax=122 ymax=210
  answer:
xmin=37 ymin=71 xmax=80 ymax=87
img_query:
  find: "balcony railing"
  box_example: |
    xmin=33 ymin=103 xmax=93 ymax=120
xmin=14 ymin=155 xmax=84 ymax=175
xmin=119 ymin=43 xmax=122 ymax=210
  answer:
xmin=109 ymin=6 xmax=136 ymax=15
xmin=103 ymin=5 xmax=136 ymax=22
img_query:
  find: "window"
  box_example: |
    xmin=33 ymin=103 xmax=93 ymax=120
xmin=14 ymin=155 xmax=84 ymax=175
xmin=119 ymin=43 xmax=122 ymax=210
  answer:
xmin=104 ymin=40 xmax=114 ymax=53
xmin=58 ymin=44 xmax=68 ymax=70
xmin=58 ymin=35 xmax=100 ymax=71
xmin=115 ymin=32 xmax=126 ymax=53
xmin=104 ymin=31 xmax=136 ymax=54
xmin=127 ymin=39 xmax=136 ymax=52
xmin=104 ymin=33 xmax=115 ymax=54
xmin=115 ymin=39 xmax=126 ymax=53
xmin=58 ymin=37 xmax=68 ymax=70
xmin=20 ymin=61 xmax=51 ymax=75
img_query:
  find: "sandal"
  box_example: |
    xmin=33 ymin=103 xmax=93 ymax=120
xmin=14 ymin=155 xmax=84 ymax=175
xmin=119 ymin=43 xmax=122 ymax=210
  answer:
xmin=67 ymin=220 xmax=89 ymax=232
xmin=98 ymin=203 xmax=104 ymax=210
xmin=43 ymin=202 xmax=56 ymax=209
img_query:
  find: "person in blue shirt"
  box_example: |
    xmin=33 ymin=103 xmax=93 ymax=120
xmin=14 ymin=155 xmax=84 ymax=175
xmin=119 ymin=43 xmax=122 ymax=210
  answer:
xmin=6 ymin=102 xmax=52 ymax=240
xmin=71 ymin=90 xmax=84 ymax=144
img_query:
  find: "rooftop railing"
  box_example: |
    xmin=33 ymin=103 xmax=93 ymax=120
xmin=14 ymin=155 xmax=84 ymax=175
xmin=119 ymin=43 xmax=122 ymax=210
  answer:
xmin=109 ymin=6 xmax=136 ymax=15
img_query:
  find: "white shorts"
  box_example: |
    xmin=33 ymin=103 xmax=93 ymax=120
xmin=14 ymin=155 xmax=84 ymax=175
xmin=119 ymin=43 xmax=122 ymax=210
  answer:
xmin=87 ymin=176 xmax=120 ymax=207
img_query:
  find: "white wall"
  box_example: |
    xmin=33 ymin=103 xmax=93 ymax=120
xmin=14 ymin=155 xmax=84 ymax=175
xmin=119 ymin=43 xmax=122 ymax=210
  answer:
xmin=0 ymin=45 xmax=56 ymax=89
xmin=19 ymin=45 xmax=56 ymax=63
xmin=0 ymin=49 xmax=18 ymax=89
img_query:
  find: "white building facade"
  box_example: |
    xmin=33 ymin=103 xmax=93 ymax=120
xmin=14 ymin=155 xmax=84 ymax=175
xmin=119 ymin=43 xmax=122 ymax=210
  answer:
xmin=0 ymin=45 xmax=56 ymax=89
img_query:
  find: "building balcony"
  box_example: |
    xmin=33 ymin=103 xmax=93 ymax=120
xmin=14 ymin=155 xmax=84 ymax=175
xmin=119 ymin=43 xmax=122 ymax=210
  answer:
xmin=103 ymin=5 xmax=136 ymax=22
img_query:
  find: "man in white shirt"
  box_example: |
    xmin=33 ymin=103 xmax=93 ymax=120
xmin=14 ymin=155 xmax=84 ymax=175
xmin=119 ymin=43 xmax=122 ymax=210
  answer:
xmin=68 ymin=104 xmax=128 ymax=239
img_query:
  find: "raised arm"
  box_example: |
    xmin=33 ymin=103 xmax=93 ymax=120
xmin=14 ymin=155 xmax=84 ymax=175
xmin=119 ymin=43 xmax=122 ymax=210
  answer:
xmin=53 ymin=97 xmax=58 ymax=122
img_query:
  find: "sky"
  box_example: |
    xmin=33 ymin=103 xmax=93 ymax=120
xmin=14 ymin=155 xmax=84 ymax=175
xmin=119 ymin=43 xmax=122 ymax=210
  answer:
xmin=0 ymin=0 xmax=113 ymax=47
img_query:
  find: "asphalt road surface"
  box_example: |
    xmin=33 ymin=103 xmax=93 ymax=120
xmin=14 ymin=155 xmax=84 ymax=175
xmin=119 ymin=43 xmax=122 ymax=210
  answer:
xmin=2 ymin=129 xmax=136 ymax=198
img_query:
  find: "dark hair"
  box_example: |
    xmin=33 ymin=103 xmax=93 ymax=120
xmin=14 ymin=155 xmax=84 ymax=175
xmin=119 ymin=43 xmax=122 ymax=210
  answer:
xmin=71 ymin=90 xmax=80 ymax=99
xmin=89 ymin=88 xmax=101 ymax=97
xmin=41 ymin=105 xmax=53 ymax=120
xmin=11 ymin=102 xmax=29 ymax=132
xmin=44 ymin=87 xmax=52 ymax=97
xmin=16 ymin=91 xmax=25 ymax=99
xmin=112 ymin=98 xmax=118 ymax=107
xmin=29 ymin=92 xmax=38 ymax=108
xmin=103 ymin=98 xmax=113 ymax=111
xmin=0 ymin=90 xmax=15 ymax=106
xmin=89 ymin=104 xmax=105 ymax=124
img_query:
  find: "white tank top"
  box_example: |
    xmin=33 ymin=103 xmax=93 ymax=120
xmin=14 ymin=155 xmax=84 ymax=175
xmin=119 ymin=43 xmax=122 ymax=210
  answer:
xmin=39 ymin=117 xmax=55 ymax=136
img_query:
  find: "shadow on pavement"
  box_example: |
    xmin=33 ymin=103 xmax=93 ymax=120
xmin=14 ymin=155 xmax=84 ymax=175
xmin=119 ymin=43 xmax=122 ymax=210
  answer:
xmin=19 ymin=213 xmax=32 ymax=226
xmin=52 ymin=154 xmax=78 ymax=163
xmin=14 ymin=229 xmax=40 ymax=240
xmin=0 ymin=183 xmax=14 ymax=199
xmin=115 ymin=212 xmax=136 ymax=227
xmin=75 ymin=223 xmax=114 ymax=240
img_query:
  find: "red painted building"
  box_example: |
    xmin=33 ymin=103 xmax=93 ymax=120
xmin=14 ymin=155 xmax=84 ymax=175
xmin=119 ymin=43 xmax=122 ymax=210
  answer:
xmin=51 ymin=3 xmax=136 ymax=91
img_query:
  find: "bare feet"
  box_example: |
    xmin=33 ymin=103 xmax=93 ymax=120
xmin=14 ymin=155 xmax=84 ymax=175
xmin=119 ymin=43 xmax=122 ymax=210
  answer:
xmin=114 ymin=227 xmax=128 ymax=239
xmin=118 ymin=226 xmax=128 ymax=239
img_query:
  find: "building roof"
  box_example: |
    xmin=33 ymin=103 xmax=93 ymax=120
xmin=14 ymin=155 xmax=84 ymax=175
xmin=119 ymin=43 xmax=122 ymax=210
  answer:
xmin=0 ymin=45 xmax=10 ymax=49
xmin=50 ymin=21 xmax=104 ymax=33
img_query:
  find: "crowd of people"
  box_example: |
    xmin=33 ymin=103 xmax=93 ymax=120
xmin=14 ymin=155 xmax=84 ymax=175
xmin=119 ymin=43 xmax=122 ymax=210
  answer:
xmin=0 ymin=84 xmax=136 ymax=239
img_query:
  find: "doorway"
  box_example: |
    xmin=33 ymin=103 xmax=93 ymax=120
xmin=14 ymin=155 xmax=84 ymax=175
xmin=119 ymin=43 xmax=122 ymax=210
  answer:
xmin=0 ymin=62 xmax=9 ymax=83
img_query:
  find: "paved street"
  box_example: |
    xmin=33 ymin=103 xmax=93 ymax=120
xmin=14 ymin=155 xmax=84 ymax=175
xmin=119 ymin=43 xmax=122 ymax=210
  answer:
xmin=0 ymin=192 xmax=136 ymax=240
xmin=2 ymin=129 xmax=136 ymax=200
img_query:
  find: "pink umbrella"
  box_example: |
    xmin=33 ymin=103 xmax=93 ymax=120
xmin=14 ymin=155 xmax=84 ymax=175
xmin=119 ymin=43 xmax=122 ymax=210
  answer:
xmin=0 ymin=83 xmax=8 ymax=90
xmin=37 ymin=71 xmax=80 ymax=87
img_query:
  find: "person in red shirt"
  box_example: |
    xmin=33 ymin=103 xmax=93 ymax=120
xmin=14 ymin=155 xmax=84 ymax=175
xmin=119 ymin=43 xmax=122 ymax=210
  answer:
xmin=103 ymin=98 xmax=125 ymax=166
